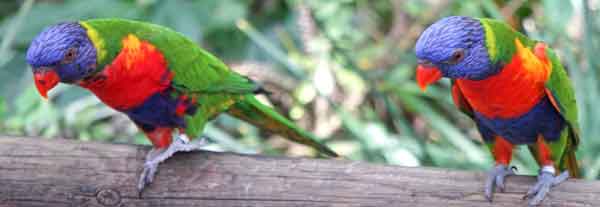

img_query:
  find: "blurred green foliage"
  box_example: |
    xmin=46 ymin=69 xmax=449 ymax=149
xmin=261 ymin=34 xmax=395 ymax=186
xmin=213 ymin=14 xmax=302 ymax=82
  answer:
xmin=1 ymin=0 xmax=600 ymax=179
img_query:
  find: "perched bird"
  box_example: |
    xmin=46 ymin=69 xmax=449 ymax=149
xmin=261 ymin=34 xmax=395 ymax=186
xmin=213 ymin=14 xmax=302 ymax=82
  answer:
xmin=26 ymin=18 xmax=338 ymax=194
xmin=415 ymin=16 xmax=579 ymax=206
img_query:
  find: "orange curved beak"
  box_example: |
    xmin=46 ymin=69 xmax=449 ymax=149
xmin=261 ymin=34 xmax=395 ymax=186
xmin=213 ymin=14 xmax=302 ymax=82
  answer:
xmin=416 ymin=64 xmax=442 ymax=91
xmin=33 ymin=68 xmax=60 ymax=99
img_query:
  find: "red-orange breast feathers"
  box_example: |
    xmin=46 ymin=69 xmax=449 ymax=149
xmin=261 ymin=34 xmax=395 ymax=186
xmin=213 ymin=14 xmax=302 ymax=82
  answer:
xmin=79 ymin=34 xmax=173 ymax=111
xmin=454 ymin=39 xmax=552 ymax=119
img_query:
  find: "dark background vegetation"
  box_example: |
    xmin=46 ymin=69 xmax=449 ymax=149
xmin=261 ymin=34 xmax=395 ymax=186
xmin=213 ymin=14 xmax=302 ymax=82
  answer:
xmin=1 ymin=0 xmax=599 ymax=179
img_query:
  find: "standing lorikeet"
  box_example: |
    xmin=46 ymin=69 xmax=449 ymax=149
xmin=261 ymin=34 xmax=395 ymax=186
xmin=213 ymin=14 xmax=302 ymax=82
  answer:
xmin=26 ymin=19 xmax=338 ymax=194
xmin=415 ymin=16 xmax=579 ymax=206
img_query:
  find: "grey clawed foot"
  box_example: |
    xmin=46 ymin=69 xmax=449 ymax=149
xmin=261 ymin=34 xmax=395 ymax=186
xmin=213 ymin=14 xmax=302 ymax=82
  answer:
xmin=137 ymin=135 xmax=207 ymax=197
xmin=138 ymin=160 xmax=159 ymax=197
xmin=523 ymin=170 xmax=569 ymax=207
xmin=484 ymin=164 xmax=517 ymax=202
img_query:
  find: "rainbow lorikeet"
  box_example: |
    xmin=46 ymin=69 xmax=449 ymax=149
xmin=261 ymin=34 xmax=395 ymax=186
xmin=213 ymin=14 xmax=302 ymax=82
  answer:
xmin=415 ymin=16 xmax=579 ymax=206
xmin=25 ymin=19 xmax=338 ymax=194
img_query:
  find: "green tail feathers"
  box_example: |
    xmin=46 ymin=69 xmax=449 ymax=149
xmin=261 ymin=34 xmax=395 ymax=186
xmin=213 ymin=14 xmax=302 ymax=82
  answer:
xmin=562 ymin=132 xmax=580 ymax=178
xmin=227 ymin=95 xmax=338 ymax=157
xmin=564 ymin=149 xmax=580 ymax=178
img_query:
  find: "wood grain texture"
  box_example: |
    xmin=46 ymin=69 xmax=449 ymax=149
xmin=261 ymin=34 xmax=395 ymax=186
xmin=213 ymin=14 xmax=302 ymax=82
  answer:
xmin=0 ymin=136 xmax=598 ymax=207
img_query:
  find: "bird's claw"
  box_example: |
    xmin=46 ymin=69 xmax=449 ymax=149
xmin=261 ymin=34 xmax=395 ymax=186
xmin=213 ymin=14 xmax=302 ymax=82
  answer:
xmin=137 ymin=161 xmax=159 ymax=197
xmin=484 ymin=164 xmax=517 ymax=202
xmin=136 ymin=135 xmax=207 ymax=197
xmin=523 ymin=170 xmax=569 ymax=207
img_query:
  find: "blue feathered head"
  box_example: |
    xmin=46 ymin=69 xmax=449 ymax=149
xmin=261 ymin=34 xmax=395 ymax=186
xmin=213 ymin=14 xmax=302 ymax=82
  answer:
xmin=415 ymin=16 xmax=495 ymax=90
xmin=26 ymin=22 xmax=97 ymax=98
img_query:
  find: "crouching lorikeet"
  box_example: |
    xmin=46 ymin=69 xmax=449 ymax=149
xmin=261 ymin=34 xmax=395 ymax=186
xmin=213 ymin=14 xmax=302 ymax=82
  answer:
xmin=414 ymin=16 xmax=579 ymax=206
xmin=26 ymin=18 xmax=338 ymax=195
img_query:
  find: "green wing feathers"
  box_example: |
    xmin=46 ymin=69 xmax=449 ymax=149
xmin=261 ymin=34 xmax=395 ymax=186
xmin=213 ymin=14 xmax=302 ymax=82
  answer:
xmin=544 ymin=47 xmax=580 ymax=138
xmin=544 ymin=46 xmax=580 ymax=177
xmin=228 ymin=95 xmax=338 ymax=157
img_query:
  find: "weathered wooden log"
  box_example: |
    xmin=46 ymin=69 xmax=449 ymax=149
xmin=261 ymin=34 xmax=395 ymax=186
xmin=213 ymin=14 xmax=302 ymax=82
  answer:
xmin=0 ymin=136 xmax=598 ymax=207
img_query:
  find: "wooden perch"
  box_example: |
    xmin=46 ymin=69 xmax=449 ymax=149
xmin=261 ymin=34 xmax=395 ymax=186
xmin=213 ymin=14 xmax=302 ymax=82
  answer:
xmin=0 ymin=137 xmax=598 ymax=207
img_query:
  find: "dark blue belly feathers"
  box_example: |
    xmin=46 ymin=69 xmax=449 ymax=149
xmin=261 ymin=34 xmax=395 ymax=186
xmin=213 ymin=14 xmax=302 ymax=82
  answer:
xmin=475 ymin=96 xmax=565 ymax=144
xmin=123 ymin=89 xmax=197 ymax=132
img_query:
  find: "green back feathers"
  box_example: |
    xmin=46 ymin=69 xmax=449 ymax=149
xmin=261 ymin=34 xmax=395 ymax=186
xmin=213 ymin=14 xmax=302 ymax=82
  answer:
xmin=80 ymin=19 xmax=257 ymax=95
xmin=477 ymin=18 xmax=535 ymax=63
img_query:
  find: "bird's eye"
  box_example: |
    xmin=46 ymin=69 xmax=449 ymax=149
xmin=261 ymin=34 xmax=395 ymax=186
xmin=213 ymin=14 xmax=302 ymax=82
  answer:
xmin=445 ymin=49 xmax=465 ymax=65
xmin=61 ymin=47 xmax=77 ymax=64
